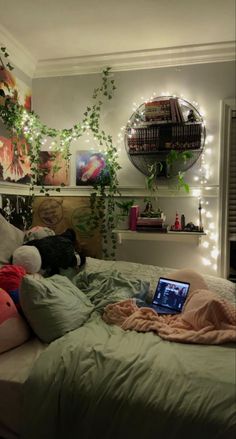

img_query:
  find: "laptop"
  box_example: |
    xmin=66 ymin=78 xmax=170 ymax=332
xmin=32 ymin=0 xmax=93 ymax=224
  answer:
xmin=148 ymin=277 xmax=190 ymax=315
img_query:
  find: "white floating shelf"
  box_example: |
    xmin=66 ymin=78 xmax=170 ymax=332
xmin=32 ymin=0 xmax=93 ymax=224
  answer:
xmin=113 ymin=229 xmax=206 ymax=245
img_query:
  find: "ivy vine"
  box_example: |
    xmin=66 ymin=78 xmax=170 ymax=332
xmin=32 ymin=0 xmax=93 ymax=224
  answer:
xmin=0 ymin=47 xmax=120 ymax=259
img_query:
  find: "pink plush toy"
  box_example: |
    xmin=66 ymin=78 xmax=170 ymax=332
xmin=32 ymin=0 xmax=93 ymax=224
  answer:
xmin=0 ymin=287 xmax=30 ymax=354
xmin=0 ymin=265 xmax=27 ymax=311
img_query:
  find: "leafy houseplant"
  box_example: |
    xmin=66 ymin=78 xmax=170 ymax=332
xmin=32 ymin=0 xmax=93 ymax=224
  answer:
xmin=0 ymin=47 xmax=121 ymax=259
xmin=115 ymin=199 xmax=135 ymax=229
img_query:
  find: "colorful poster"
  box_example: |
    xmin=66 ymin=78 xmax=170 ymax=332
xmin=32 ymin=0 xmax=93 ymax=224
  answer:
xmin=38 ymin=151 xmax=69 ymax=186
xmin=0 ymin=72 xmax=32 ymax=183
xmin=76 ymin=151 xmax=110 ymax=186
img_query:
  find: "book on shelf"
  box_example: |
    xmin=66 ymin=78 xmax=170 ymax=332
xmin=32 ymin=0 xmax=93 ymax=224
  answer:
xmin=174 ymin=99 xmax=185 ymax=123
xmin=169 ymin=98 xmax=177 ymax=122
xmin=137 ymin=217 xmax=164 ymax=226
xmin=136 ymin=225 xmax=168 ymax=233
xmin=144 ymin=98 xmax=185 ymax=124
xmin=127 ymin=126 xmax=160 ymax=153
xmin=144 ymin=100 xmax=172 ymax=123
xmin=163 ymin=122 xmax=202 ymax=150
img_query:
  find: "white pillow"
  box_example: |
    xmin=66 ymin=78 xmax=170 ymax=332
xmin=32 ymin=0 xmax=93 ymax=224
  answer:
xmin=0 ymin=214 xmax=24 ymax=266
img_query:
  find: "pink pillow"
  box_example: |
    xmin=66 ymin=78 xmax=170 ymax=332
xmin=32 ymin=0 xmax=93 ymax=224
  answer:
xmin=0 ymin=288 xmax=30 ymax=354
xmin=166 ymin=268 xmax=209 ymax=294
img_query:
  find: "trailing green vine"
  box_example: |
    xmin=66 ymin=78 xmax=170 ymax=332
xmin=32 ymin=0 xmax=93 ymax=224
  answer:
xmin=0 ymin=47 xmax=120 ymax=259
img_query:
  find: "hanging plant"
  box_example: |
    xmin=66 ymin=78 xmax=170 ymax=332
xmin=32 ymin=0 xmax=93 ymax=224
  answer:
xmin=0 ymin=48 xmax=121 ymax=259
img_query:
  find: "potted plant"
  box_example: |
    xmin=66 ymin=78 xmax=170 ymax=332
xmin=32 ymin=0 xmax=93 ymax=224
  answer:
xmin=115 ymin=199 xmax=135 ymax=229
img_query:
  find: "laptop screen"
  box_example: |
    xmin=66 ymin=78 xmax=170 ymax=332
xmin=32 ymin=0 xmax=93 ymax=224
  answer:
xmin=152 ymin=277 xmax=190 ymax=312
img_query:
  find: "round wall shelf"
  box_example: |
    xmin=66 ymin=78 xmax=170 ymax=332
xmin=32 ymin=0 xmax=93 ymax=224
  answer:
xmin=124 ymin=96 xmax=206 ymax=178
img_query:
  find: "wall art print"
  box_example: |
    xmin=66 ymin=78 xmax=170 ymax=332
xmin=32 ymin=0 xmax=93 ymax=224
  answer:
xmin=76 ymin=150 xmax=110 ymax=186
xmin=0 ymin=74 xmax=32 ymax=184
xmin=0 ymin=194 xmax=32 ymax=230
xmin=38 ymin=151 xmax=70 ymax=186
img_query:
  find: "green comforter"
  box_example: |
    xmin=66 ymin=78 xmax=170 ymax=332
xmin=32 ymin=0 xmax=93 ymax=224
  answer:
xmin=22 ymin=271 xmax=236 ymax=439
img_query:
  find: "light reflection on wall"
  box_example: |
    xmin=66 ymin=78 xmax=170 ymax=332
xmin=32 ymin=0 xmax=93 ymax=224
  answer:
xmin=116 ymin=91 xmax=219 ymax=273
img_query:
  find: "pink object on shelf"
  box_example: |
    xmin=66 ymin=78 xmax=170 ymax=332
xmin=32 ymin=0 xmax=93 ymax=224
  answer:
xmin=129 ymin=205 xmax=139 ymax=231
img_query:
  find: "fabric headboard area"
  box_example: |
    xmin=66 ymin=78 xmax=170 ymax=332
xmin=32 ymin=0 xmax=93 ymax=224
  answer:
xmin=32 ymin=196 xmax=102 ymax=258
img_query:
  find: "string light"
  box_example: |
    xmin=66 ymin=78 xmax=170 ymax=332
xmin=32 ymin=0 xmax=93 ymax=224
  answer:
xmin=116 ymin=90 xmax=217 ymax=273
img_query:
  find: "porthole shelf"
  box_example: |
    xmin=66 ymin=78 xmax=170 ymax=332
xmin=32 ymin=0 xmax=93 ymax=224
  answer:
xmin=113 ymin=229 xmax=206 ymax=245
xmin=124 ymin=96 xmax=206 ymax=178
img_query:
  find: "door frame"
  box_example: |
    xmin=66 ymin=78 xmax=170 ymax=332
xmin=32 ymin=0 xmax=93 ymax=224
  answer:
xmin=218 ymin=99 xmax=236 ymax=277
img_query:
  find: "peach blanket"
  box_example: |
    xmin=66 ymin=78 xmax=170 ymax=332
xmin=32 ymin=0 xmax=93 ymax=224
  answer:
xmin=102 ymin=289 xmax=236 ymax=344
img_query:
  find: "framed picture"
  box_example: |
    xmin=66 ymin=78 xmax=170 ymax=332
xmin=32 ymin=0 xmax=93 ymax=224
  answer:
xmin=0 ymin=74 xmax=32 ymax=184
xmin=76 ymin=151 xmax=110 ymax=186
xmin=38 ymin=151 xmax=70 ymax=186
xmin=0 ymin=194 xmax=32 ymax=230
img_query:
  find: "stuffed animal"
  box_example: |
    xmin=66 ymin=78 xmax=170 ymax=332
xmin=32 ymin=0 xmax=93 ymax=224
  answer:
xmin=23 ymin=228 xmax=86 ymax=277
xmin=0 ymin=287 xmax=30 ymax=354
xmin=24 ymin=225 xmax=55 ymax=243
xmin=12 ymin=245 xmax=42 ymax=274
xmin=0 ymin=265 xmax=27 ymax=311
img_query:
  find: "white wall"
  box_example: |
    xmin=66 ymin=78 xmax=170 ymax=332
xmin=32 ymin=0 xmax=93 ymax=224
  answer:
xmin=32 ymin=61 xmax=235 ymax=274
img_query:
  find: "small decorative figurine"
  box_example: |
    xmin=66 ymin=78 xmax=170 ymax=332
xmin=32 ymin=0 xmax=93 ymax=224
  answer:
xmin=171 ymin=212 xmax=182 ymax=231
xmin=187 ymin=109 xmax=197 ymax=122
xmin=198 ymin=199 xmax=203 ymax=232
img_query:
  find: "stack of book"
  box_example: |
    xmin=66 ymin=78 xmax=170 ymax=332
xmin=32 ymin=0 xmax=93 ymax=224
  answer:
xmin=136 ymin=216 xmax=168 ymax=233
xmin=144 ymin=98 xmax=185 ymax=124
xmin=145 ymin=99 xmax=172 ymax=123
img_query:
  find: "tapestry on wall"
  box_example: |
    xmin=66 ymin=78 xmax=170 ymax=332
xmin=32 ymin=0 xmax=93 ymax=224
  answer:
xmin=38 ymin=151 xmax=70 ymax=186
xmin=32 ymin=196 xmax=102 ymax=258
xmin=76 ymin=151 xmax=110 ymax=186
xmin=0 ymin=73 xmax=32 ymax=184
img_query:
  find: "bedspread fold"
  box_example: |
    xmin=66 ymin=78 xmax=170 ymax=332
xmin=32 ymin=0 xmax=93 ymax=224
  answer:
xmin=102 ymin=289 xmax=236 ymax=344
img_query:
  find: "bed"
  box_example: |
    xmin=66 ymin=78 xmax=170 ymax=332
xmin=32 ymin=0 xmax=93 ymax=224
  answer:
xmin=0 ymin=215 xmax=236 ymax=439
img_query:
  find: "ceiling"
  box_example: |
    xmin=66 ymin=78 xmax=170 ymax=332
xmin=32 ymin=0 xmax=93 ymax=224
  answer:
xmin=0 ymin=0 xmax=235 ymax=77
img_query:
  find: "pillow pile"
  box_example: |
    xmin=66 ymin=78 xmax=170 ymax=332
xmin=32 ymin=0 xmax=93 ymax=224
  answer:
xmin=24 ymin=226 xmax=55 ymax=243
xmin=20 ymin=275 xmax=94 ymax=343
xmin=0 ymin=264 xmax=27 ymax=310
xmin=12 ymin=245 xmax=42 ymax=274
xmin=0 ymin=287 xmax=30 ymax=354
xmin=166 ymin=268 xmax=209 ymax=295
xmin=0 ymin=213 xmax=24 ymax=266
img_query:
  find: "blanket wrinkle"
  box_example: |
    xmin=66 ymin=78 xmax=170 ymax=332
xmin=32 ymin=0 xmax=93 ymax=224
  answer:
xmin=102 ymin=290 xmax=236 ymax=344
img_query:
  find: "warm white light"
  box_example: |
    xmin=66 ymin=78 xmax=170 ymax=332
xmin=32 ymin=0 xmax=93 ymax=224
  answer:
xmin=206 ymin=135 xmax=213 ymax=143
xmin=211 ymin=249 xmax=219 ymax=259
xmin=202 ymin=257 xmax=211 ymax=266
xmin=210 ymin=233 xmax=218 ymax=242
xmin=202 ymin=241 xmax=209 ymax=248
xmin=194 ymin=176 xmax=199 ymax=181
xmin=192 ymin=189 xmax=201 ymax=197
xmin=206 ymin=211 xmax=212 ymax=218
xmin=209 ymin=222 xmax=215 ymax=229
xmin=213 ymin=264 xmax=217 ymax=271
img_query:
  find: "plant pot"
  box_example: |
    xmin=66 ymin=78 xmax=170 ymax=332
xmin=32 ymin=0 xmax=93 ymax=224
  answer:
xmin=116 ymin=216 xmax=129 ymax=230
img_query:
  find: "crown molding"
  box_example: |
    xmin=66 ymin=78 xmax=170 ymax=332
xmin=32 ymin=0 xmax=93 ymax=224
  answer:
xmin=35 ymin=41 xmax=236 ymax=78
xmin=0 ymin=184 xmax=218 ymax=198
xmin=0 ymin=26 xmax=234 ymax=80
xmin=0 ymin=24 xmax=36 ymax=78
